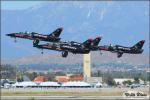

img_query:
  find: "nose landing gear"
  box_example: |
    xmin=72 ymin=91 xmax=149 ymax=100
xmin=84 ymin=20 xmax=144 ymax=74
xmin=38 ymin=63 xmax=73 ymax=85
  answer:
xmin=62 ymin=51 xmax=68 ymax=57
xmin=33 ymin=39 xmax=39 ymax=46
xmin=41 ymin=49 xmax=44 ymax=54
xmin=14 ymin=38 xmax=17 ymax=43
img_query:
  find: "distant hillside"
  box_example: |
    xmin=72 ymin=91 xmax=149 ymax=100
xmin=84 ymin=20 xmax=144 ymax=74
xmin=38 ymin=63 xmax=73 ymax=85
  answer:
xmin=2 ymin=51 xmax=149 ymax=66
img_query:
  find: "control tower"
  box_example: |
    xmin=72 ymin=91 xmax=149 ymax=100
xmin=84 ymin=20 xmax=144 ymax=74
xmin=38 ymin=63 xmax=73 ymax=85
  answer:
xmin=83 ymin=53 xmax=91 ymax=81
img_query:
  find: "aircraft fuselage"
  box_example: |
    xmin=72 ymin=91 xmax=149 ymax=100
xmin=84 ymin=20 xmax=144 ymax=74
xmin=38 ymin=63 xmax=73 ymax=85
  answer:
xmin=6 ymin=32 xmax=60 ymax=42
xmin=35 ymin=42 xmax=90 ymax=54
xmin=99 ymin=45 xmax=143 ymax=54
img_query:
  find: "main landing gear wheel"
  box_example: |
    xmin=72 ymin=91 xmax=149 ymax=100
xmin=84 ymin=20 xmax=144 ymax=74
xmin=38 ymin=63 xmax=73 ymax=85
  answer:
xmin=14 ymin=38 xmax=17 ymax=43
xmin=33 ymin=39 xmax=39 ymax=46
xmin=100 ymin=50 xmax=102 ymax=55
xmin=117 ymin=52 xmax=123 ymax=58
xmin=41 ymin=49 xmax=44 ymax=54
xmin=62 ymin=51 xmax=68 ymax=57
xmin=14 ymin=39 xmax=17 ymax=43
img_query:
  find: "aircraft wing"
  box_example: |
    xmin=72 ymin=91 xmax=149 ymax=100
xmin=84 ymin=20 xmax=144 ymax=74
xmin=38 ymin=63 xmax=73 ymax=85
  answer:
xmin=34 ymin=43 xmax=63 ymax=52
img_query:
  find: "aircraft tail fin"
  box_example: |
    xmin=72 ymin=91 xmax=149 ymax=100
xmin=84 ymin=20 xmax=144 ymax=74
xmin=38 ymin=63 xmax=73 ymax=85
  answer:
xmin=92 ymin=36 xmax=102 ymax=46
xmin=131 ymin=40 xmax=145 ymax=49
xmin=49 ymin=27 xmax=63 ymax=37
xmin=83 ymin=38 xmax=93 ymax=48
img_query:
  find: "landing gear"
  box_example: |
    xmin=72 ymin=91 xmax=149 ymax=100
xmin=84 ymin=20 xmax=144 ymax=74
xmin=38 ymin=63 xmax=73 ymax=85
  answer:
xmin=41 ymin=49 xmax=44 ymax=54
xmin=117 ymin=52 xmax=123 ymax=58
xmin=14 ymin=38 xmax=17 ymax=43
xmin=100 ymin=50 xmax=102 ymax=55
xmin=33 ymin=39 xmax=39 ymax=46
xmin=62 ymin=51 xmax=68 ymax=57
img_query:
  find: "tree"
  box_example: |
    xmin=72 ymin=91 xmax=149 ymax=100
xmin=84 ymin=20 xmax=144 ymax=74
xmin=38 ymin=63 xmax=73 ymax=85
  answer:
xmin=134 ymin=77 xmax=140 ymax=84
xmin=117 ymin=82 xmax=120 ymax=85
xmin=46 ymin=72 xmax=56 ymax=81
xmin=26 ymin=72 xmax=38 ymax=81
xmin=97 ymin=70 xmax=102 ymax=77
xmin=123 ymin=80 xmax=133 ymax=86
xmin=104 ymin=76 xmax=116 ymax=86
xmin=17 ymin=77 xmax=23 ymax=82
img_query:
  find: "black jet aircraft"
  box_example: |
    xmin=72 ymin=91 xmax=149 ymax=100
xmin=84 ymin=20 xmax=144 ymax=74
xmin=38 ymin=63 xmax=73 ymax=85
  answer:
xmin=62 ymin=36 xmax=102 ymax=49
xmin=99 ymin=40 xmax=145 ymax=58
xmin=6 ymin=27 xmax=63 ymax=43
xmin=33 ymin=38 xmax=94 ymax=57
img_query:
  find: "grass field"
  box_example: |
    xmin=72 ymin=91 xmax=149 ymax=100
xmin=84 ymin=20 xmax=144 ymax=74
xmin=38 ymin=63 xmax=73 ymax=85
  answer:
xmin=1 ymin=91 xmax=122 ymax=96
xmin=1 ymin=88 xmax=149 ymax=96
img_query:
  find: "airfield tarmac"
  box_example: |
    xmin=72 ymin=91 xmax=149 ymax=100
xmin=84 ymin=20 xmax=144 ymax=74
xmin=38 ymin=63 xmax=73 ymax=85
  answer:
xmin=1 ymin=96 xmax=149 ymax=100
xmin=2 ymin=87 xmax=149 ymax=92
xmin=1 ymin=87 xmax=149 ymax=100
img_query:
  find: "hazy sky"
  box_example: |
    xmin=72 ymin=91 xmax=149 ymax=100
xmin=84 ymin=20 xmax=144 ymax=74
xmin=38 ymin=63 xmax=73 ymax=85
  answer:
xmin=1 ymin=1 xmax=42 ymax=10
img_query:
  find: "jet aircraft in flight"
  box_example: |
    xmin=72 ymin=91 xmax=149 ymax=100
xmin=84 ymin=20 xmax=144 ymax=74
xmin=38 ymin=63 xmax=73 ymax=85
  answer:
xmin=33 ymin=38 xmax=94 ymax=57
xmin=99 ymin=40 xmax=145 ymax=58
xmin=6 ymin=27 xmax=145 ymax=58
xmin=6 ymin=27 xmax=63 ymax=44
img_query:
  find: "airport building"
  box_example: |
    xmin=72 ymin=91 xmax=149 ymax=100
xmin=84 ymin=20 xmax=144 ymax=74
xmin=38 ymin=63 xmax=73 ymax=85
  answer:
xmin=61 ymin=81 xmax=91 ymax=88
xmin=86 ymin=77 xmax=103 ymax=84
xmin=39 ymin=82 xmax=60 ymax=88
xmin=55 ymin=76 xmax=69 ymax=82
xmin=12 ymin=82 xmax=37 ymax=88
xmin=114 ymin=78 xmax=134 ymax=85
xmin=33 ymin=75 xmax=46 ymax=82
xmin=9 ymin=81 xmax=93 ymax=88
xmin=55 ymin=74 xmax=84 ymax=82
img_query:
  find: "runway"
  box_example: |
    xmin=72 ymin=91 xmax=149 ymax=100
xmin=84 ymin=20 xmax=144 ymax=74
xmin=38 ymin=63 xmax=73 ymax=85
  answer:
xmin=1 ymin=96 xmax=149 ymax=100
xmin=1 ymin=87 xmax=149 ymax=99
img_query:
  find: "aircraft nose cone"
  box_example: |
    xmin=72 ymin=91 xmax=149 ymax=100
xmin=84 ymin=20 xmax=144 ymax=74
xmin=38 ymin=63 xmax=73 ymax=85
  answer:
xmin=6 ymin=33 xmax=15 ymax=37
xmin=6 ymin=34 xmax=11 ymax=36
